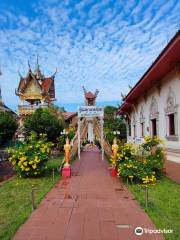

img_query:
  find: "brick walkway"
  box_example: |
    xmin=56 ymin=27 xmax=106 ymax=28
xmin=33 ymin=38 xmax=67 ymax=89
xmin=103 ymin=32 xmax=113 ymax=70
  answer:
xmin=13 ymin=147 xmax=164 ymax=240
xmin=165 ymin=160 xmax=180 ymax=183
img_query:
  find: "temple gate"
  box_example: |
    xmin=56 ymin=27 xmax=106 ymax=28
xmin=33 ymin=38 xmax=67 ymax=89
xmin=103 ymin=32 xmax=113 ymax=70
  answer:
xmin=78 ymin=105 xmax=104 ymax=160
xmin=69 ymin=87 xmax=112 ymax=161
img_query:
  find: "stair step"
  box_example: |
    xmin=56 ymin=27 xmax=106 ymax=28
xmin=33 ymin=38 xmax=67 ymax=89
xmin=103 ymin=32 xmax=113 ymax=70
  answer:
xmin=166 ymin=151 xmax=180 ymax=163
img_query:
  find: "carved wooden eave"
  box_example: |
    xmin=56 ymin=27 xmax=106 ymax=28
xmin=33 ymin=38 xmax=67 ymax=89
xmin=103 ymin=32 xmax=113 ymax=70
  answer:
xmin=127 ymin=102 xmax=137 ymax=113
xmin=155 ymin=81 xmax=162 ymax=96
xmin=143 ymin=91 xmax=148 ymax=103
xmin=175 ymin=62 xmax=180 ymax=80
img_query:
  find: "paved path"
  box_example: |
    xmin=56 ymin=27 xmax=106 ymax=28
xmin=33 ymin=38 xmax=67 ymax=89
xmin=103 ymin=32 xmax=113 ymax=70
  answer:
xmin=13 ymin=147 xmax=164 ymax=240
xmin=165 ymin=160 xmax=180 ymax=183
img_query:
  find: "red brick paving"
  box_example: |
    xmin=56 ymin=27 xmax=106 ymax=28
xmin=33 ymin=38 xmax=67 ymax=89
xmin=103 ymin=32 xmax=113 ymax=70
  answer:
xmin=164 ymin=160 xmax=180 ymax=183
xmin=13 ymin=147 xmax=164 ymax=240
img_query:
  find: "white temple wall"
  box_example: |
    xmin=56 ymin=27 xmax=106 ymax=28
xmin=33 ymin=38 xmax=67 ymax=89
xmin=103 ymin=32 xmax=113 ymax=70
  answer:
xmin=128 ymin=70 xmax=180 ymax=150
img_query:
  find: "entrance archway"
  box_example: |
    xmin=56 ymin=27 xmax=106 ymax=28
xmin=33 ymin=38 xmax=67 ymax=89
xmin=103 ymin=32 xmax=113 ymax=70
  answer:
xmin=69 ymin=87 xmax=112 ymax=161
xmin=77 ymin=106 xmax=104 ymax=160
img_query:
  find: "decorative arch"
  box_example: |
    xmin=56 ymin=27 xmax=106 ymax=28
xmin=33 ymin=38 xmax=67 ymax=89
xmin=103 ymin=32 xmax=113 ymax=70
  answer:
xmin=149 ymin=96 xmax=159 ymax=119
xmin=139 ymin=106 xmax=145 ymax=137
xmin=132 ymin=113 xmax=137 ymax=125
xmin=149 ymin=96 xmax=159 ymax=136
xmin=165 ymin=87 xmax=178 ymax=140
xmin=165 ymin=87 xmax=177 ymax=114
xmin=131 ymin=113 xmax=137 ymax=140
xmin=139 ymin=106 xmax=145 ymax=123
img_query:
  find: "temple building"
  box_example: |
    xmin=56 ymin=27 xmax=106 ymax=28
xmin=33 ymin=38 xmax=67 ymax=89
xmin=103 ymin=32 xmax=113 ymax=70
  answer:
xmin=62 ymin=112 xmax=78 ymax=128
xmin=118 ymin=30 xmax=180 ymax=161
xmin=15 ymin=60 xmax=56 ymax=118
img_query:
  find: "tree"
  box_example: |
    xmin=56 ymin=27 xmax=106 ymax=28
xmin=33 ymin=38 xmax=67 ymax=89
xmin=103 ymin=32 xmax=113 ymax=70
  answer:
xmin=0 ymin=111 xmax=18 ymax=147
xmin=104 ymin=105 xmax=126 ymax=144
xmin=24 ymin=108 xmax=65 ymax=142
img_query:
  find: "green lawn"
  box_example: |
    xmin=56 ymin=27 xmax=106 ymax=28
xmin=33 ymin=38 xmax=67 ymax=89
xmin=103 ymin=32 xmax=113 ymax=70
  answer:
xmin=128 ymin=177 xmax=180 ymax=240
xmin=0 ymin=156 xmax=63 ymax=240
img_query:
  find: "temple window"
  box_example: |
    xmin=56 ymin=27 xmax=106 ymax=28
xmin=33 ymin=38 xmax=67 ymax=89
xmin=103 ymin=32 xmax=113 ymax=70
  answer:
xmin=139 ymin=106 xmax=145 ymax=137
xmin=151 ymin=119 xmax=157 ymax=136
xmin=168 ymin=113 xmax=175 ymax=135
xmin=133 ymin=125 xmax=136 ymax=138
xmin=149 ymin=96 xmax=159 ymax=136
xmin=127 ymin=117 xmax=131 ymax=136
xmin=141 ymin=122 xmax=144 ymax=137
xmin=132 ymin=114 xmax=136 ymax=139
xmin=165 ymin=88 xmax=178 ymax=140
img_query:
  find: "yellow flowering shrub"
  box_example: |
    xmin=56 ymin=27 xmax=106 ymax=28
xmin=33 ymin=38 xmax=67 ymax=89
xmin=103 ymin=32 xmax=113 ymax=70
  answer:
xmin=142 ymin=175 xmax=156 ymax=185
xmin=142 ymin=136 xmax=163 ymax=151
xmin=110 ymin=143 xmax=137 ymax=168
xmin=115 ymin=138 xmax=164 ymax=184
xmin=8 ymin=132 xmax=53 ymax=177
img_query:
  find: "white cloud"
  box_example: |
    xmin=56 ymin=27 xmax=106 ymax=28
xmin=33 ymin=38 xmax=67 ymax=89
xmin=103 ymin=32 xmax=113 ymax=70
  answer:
xmin=0 ymin=0 xmax=179 ymax=110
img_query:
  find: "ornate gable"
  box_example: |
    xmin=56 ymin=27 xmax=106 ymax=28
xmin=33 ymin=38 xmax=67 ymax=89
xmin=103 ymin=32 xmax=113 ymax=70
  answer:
xmin=150 ymin=96 xmax=159 ymax=119
xmin=23 ymin=78 xmax=42 ymax=99
xmin=15 ymin=61 xmax=56 ymax=102
xmin=165 ymin=87 xmax=178 ymax=114
xmin=139 ymin=106 xmax=145 ymax=123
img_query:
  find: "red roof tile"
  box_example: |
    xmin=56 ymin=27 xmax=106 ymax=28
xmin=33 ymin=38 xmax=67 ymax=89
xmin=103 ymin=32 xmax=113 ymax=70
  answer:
xmin=41 ymin=78 xmax=52 ymax=92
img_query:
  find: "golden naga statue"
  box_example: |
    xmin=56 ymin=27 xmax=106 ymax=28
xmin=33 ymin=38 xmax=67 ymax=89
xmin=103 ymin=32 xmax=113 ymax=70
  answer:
xmin=64 ymin=137 xmax=71 ymax=166
xmin=112 ymin=137 xmax=119 ymax=159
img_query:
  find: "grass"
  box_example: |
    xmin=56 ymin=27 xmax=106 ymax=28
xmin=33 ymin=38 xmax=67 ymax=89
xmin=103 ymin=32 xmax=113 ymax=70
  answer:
xmin=128 ymin=177 xmax=180 ymax=240
xmin=0 ymin=156 xmax=63 ymax=240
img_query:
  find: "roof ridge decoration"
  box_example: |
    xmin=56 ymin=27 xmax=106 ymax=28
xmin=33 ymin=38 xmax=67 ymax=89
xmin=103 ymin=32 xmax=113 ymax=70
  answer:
xmin=34 ymin=56 xmax=45 ymax=81
xmin=82 ymin=86 xmax=99 ymax=99
xmin=51 ymin=68 xmax=57 ymax=79
xmin=16 ymin=59 xmax=56 ymax=100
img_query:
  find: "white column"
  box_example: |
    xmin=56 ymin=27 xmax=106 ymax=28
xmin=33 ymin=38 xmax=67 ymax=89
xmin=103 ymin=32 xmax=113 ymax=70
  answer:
xmin=78 ymin=117 xmax=81 ymax=160
xmin=88 ymin=120 xmax=94 ymax=142
xmin=100 ymin=117 xmax=104 ymax=160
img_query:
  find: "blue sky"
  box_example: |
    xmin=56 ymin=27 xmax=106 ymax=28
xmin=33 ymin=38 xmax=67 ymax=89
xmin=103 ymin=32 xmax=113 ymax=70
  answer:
xmin=0 ymin=0 xmax=179 ymax=112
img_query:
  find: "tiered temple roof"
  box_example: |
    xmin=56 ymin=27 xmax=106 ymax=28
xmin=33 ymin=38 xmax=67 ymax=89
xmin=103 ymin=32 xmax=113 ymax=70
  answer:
xmin=15 ymin=62 xmax=56 ymax=102
xmin=15 ymin=60 xmax=57 ymax=116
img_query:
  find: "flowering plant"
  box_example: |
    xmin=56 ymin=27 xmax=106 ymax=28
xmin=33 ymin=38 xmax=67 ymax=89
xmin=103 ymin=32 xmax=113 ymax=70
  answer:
xmin=116 ymin=141 xmax=164 ymax=184
xmin=142 ymin=136 xmax=163 ymax=151
xmin=8 ymin=132 xmax=53 ymax=177
xmin=110 ymin=143 xmax=137 ymax=168
xmin=142 ymin=175 xmax=156 ymax=185
xmin=119 ymin=143 xmax=137 ymax=161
